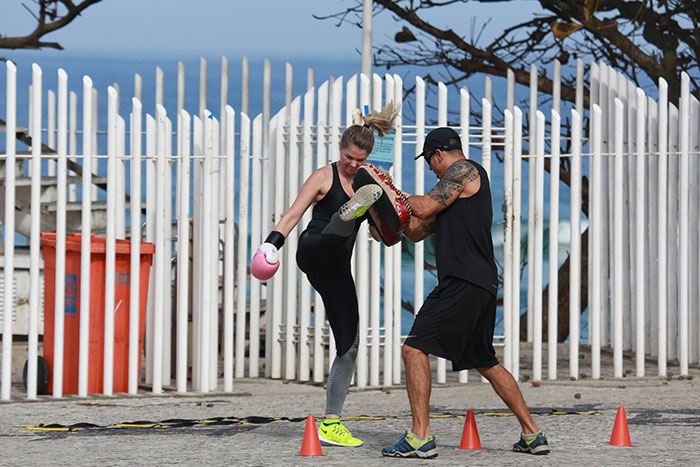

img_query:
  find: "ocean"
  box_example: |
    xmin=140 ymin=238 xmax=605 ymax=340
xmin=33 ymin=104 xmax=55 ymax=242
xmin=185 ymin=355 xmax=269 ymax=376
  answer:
xmin=1 ymin=51 xmax=586 ymax=338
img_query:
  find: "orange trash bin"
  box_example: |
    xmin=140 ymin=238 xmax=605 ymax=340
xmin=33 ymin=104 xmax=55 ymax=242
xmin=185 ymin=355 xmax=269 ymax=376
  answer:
xmin=41 ymin=233 xmax=155 ymax=395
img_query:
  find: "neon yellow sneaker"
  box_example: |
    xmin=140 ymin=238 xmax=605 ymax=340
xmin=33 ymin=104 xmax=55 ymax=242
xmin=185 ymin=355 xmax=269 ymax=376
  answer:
xmin=339 ymin=184 xmax=382 ymax=221
xmin=318 ymin=419 xmax=363 ymax=447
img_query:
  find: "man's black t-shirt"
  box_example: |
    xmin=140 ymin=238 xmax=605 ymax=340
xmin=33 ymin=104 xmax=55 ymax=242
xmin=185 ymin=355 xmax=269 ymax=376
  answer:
xmin=435 ymin=159 xmax=498 ymax=297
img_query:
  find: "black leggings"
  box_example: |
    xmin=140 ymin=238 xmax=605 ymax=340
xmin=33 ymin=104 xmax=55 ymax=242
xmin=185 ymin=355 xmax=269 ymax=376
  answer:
xmin=296 ymin=228 xmax=358 ymax=357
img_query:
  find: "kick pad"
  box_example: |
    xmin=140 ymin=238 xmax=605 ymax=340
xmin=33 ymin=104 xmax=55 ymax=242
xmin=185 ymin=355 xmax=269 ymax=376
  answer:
xmin=352 ymin=163 xmax=412 ymax=246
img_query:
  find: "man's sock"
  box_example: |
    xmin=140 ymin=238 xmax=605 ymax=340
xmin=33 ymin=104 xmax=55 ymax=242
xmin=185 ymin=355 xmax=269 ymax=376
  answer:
xmin=407 ymin=429 xmax=432 ymax=447
xmin=522 ymin=432 xmax=539 ymax=444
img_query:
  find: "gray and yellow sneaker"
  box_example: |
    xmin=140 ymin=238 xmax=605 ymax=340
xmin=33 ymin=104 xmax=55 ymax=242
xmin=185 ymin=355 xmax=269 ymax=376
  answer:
xmin=513 ymin=431 xmax=550 ymax=455
xmin=382 ymin=430 xmax=438 ymax=459
xmin=339 ymin=184 xmax=382 ymax=222
xmin=318 ymin=419 xmax=363 ymax=447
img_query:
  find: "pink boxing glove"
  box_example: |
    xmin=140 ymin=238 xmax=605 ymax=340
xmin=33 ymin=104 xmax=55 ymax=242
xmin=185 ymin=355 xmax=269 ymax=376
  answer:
xmin=251 ymin=243 xmax=280 ymax=281
xmin=251 ymin=231 xmax=285 ymax=281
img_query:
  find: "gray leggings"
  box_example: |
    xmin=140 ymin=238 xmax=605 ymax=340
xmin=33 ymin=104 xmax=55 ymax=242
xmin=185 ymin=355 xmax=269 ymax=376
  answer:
xmin=325 ymin=330 xmax=359 ymax=416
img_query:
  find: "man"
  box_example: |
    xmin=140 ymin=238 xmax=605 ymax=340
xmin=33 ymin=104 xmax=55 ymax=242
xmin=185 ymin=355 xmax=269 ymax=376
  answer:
xmin=381 ymin=127 xmax=549 ymax=459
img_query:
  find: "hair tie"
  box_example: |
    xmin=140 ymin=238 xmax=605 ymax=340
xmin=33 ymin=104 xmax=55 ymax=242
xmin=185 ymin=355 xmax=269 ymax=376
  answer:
xmin=363 ymin=106 xmax=372 ymax=129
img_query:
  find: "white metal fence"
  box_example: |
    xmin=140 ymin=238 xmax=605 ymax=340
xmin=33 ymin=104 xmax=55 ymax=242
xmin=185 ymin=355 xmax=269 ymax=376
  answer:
xmin=1 ymin=56 xmax=698 ymax=401
xmin=501 ymin=64 xmax=700 ymax=383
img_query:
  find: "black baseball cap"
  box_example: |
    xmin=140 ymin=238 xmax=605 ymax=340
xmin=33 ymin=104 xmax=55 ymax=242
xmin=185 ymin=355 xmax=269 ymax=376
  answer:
xmin=415 ymin=127 xmax=462 ymax=160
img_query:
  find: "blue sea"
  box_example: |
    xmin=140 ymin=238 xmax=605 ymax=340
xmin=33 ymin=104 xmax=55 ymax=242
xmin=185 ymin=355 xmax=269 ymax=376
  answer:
xmin=1 ymin=51 xmax=588 ymax=340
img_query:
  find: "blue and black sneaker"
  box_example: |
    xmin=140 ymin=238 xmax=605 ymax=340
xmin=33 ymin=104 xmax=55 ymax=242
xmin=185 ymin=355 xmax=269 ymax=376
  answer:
xmin=381 ymin=430 xmax=438 ymax=459
xmin=513 ymin=431 xmax=550 ymax=455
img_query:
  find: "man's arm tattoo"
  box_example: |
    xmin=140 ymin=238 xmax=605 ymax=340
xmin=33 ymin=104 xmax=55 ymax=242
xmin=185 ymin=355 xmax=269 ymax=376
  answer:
xmin=422 ymin=221 xmax=436 ymax=234
xmin=427 ymin=160 xmax=479 ymax=206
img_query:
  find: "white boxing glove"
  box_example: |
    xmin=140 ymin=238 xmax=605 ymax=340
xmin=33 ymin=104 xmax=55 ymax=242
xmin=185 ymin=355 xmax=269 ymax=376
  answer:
xmin=257 ymin=242 xmax=279 ymax=264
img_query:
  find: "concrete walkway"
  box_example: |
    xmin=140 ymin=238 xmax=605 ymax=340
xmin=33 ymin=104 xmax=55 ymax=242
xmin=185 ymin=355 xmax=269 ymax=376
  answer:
xmin=2 ymin=369 xmax=699 ymax=466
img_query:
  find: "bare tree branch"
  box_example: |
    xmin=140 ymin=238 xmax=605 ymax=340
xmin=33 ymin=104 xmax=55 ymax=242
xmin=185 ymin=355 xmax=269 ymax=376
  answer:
xmin=0 ymin=0 xmax=104 ymax=53
xmin=370 ymin=0 xmax=582 ymax=105
xmin=318 ymin=1 xmax=698 ymax=103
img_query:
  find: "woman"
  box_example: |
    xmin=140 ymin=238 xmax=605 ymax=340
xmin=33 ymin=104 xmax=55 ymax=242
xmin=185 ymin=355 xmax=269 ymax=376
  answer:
xmin=253 ymin=103 xmax=398 ymax=447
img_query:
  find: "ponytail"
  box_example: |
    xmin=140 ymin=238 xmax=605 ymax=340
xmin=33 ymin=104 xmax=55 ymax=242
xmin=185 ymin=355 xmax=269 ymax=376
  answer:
xmin=340 ymin=101 xmax=400 ymax=153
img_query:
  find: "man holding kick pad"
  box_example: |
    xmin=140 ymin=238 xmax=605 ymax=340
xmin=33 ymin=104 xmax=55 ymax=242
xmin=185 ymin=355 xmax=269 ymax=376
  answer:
xmin=381 ymin=127 xmax=549 ymax=459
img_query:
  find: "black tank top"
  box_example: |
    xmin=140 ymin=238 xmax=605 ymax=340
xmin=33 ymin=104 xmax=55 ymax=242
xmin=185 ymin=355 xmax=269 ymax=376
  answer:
xmin=304 ymin=163 xmax=362 ymax=246
xmin=435 ymin=159 xmax=498 ymax=296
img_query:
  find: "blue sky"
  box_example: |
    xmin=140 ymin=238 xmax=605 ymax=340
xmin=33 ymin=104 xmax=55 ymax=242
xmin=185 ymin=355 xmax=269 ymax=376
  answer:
xmin=1 ymin=0 xmax=541 ymax=59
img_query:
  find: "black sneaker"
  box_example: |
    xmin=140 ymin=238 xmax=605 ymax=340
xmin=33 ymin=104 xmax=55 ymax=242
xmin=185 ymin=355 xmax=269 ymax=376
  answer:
xmin=513 ymin=432 xmax=550 ymax=455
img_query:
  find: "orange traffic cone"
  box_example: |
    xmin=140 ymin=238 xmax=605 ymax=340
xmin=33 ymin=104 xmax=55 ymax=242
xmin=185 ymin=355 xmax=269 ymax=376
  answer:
xmin=458 ymin=410 xmax=482 ymax=450
xmin=298 ymin=415 xmax=325 ymax=456
xmin=609 ymin=406 xmax=634 ymax=447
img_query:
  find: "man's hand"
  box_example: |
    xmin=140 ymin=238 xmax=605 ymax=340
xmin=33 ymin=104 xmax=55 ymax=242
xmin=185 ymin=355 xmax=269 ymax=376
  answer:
xmin=403 ymin=216 xmax=436 ymax=243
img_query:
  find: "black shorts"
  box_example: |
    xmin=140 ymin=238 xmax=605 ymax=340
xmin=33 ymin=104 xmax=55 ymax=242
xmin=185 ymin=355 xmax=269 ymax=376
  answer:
xmin=404 ymin=276 xmax=498 ymax=371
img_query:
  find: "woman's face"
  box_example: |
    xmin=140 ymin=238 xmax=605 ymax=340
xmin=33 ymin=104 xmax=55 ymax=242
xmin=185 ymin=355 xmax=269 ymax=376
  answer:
xmin=338 ymin=143 xmax=369 ymax=176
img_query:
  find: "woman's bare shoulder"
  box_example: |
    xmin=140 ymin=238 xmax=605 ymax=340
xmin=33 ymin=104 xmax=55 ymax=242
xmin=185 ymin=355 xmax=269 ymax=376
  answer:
xmin=308 ymin=163 xmax=333 ymax=184
xmin=303 ymin=163 xmax=334 ymax=200
xmin=316 ymin=163 xmax=334 ymax=176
